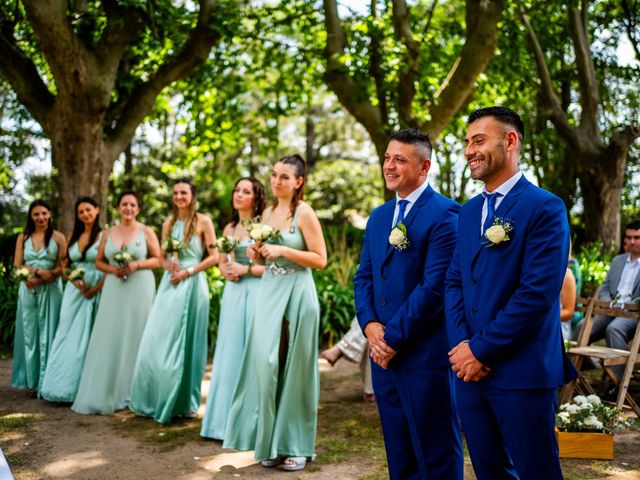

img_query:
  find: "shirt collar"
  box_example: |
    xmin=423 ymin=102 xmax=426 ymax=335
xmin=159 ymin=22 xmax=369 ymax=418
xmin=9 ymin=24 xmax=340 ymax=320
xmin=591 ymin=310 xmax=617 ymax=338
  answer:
xmin=482 ymin=171 xmax=523 ymax=198
xmin=396 ymin=180 xmax=429 ymax=205
xmin=625 ymin=254 xmax=640 ymax=265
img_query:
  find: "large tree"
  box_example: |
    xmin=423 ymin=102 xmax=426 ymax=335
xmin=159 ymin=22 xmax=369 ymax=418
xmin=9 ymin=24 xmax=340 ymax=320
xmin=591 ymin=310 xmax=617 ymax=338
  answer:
xmin=322 ymin=0 xmax=504 ymax=197
xmin=0 ymin=0 xmax=238 ymax=231
xmin=522 ymin=1 xmax=640 ymax=250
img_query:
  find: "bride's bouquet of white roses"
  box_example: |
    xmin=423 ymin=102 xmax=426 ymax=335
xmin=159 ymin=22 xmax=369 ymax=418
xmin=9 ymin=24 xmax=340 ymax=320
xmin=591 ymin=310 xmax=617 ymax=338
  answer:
xmin=113 ymin=246 xmax=136 ymax=281
xmin=162 ymin=237 xmax=184 ymax=262
xmin=216 ymin=235 xmax=238 ymax=262
xmin=14 ymin=267 xmax=32 ymax=282
xmin=65 ymin=264 xmax=86 ymax=282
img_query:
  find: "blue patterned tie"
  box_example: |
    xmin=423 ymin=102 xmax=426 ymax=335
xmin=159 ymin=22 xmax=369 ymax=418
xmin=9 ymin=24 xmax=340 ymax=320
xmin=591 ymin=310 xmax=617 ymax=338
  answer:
xmin=483 ymin=193 xmax=498 ymax=233
xmin=396 ymin=199 xmax=409 ymax=226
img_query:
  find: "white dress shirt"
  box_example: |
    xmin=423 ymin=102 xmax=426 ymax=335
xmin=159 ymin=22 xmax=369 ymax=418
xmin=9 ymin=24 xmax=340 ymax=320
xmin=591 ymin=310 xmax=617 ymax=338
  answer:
xmin=392 ymin=180 xmax=429 ymax=227
xmin=617 ymin=255 xmax=640 ymax=302
xmin=480 ymin=171 xmax=523 ymax=234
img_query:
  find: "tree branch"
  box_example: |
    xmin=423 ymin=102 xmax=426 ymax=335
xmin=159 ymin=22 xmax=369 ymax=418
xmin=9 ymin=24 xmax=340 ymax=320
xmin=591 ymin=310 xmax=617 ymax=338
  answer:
xmin=322 ymin=0 xmax=383 ymax=143
xmin=369 ymin=1 xmax=388 ymax=127
xmin=521 ymin=12 xmax=578 ymax=149
xmin=423 ymin=0 xmax=504 ymax=139
xmin=105 ymin=0 xmax=231 ymax=156
xmin=391 ymin=0 xmax=420 ymax=127
xmin=0 ymin=10 xmax=55 ymax=129
xmin=568 ymin=4 xmax=601 ymax=139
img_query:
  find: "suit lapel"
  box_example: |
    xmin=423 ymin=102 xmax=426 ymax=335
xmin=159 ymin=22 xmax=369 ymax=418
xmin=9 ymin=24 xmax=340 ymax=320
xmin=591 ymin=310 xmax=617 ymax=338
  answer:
xmin=470 ymin=176 xmax=531 ymax=266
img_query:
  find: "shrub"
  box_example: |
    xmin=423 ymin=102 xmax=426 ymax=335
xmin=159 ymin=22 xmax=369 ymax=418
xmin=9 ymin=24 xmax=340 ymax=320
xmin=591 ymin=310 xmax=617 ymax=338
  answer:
xmin=575 ymin=242 xmax=614 ymax=296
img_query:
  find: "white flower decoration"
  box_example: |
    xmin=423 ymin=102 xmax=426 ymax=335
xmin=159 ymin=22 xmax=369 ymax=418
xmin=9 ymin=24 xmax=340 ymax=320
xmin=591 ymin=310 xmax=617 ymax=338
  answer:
xmin=484 ymin=217 xmax=513 ymax=247
xmin=389 ymin=222 xmax=409 ymax=251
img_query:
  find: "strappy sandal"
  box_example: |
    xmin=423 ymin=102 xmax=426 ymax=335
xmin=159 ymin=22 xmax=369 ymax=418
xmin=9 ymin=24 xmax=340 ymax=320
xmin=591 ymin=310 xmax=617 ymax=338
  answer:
xmin=282 ymin=455 xmax=316 ymax=471
xmin=260 ymin=456 xmax=284 ymax=468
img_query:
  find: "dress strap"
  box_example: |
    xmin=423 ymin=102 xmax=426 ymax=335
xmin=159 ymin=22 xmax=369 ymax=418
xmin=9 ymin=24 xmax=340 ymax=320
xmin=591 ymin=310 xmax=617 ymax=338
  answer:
xmin=290 ymin=203 xmax=302 ymax=234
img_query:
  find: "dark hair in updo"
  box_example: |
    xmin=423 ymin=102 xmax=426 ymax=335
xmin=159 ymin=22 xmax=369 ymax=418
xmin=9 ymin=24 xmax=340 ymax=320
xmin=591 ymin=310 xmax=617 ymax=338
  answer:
xmin=230 ymin=177 xmax=266 ymax=227
xmin=275 ymin=154 xmax=307 ymax=218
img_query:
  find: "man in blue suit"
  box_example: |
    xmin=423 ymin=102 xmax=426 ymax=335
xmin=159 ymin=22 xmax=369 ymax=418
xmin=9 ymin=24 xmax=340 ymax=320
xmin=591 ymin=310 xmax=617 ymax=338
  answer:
xmin=445 ymin=106 xmax=577 ymax=480
xmin=354 ymin=129 xmax=463 ymax=480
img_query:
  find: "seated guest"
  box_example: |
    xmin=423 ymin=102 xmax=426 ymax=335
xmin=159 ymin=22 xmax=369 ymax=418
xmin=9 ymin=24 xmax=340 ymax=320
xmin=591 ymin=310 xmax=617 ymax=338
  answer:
xmin=576 ymin=220 xmax=640 ymax=392
xmin=560 ymin=266 xmax=577 ymax=341
xmin=568 ymin=243 xmax=583 ymax=332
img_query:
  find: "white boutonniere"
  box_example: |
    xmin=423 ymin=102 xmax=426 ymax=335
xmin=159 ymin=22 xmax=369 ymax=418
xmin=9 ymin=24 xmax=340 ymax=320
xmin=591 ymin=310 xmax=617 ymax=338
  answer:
xmin=484 ymin=217 xmax=513 ymax=246
xmin=389 ymin=222 xmax=410 ymax=251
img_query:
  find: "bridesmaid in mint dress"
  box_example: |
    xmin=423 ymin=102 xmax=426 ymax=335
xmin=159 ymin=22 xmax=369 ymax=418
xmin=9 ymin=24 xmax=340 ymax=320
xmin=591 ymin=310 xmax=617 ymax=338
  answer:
xmin=223 ymin=155 xmax=327 ymax=471
xmin=12 ymin=200 xmax=66 ymax=395
xmin=41 ymin=197 xmax=105 ymax=402
xmin=200 ymin=177 xmax=266 ymax=440
xmin=129 ymin=179 xmax=219 ymax=423
xmin=72 ymin=191 xmax=161 ymax=415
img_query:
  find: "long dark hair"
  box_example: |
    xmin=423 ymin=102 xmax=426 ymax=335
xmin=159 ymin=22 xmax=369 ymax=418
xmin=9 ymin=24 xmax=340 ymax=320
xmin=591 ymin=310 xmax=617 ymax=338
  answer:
xmin=167 ymin=178 xmax=199 ymax=243
xmin=68 ymin=196 xmax=102 ymax=261
xmin=230 ymin=177 xmax=266 ymax=226
xmin=23 ymin=199 xmax=54 ymax=248
xmin=274 ymin=154 xmax=307 ymax=218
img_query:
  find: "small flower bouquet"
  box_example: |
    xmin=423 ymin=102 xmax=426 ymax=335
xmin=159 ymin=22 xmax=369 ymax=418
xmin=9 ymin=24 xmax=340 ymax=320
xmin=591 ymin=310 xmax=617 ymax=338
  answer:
xmin=216 ymin=235 xmax=238 ymax=262
xmin=14 ymin=267 xmax=32 ymax=282
xmin=113 ymin=246 xmax=135 ymax=281
xmin=65 ymin=265 xmax=86 ymax=282
xmin=556 ymin=395 xmax=620 ymax=434
xmin=244 ymin=220 xmax=282 ymax=244
xmin=389 ymin=222 xmax=409 ymax=251
xmin=162 ymin=237 xmax=183 ymax=262
xmin=485 ymin=217 xmax=513 ymax=246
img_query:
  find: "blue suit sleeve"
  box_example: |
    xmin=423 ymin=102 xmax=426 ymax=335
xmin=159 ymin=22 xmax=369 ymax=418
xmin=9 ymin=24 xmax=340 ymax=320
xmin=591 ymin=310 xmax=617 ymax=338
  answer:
xmin=354 ymin=221 xmax=377 ymax=334
xmin=469 ymin=197 xmax=569 ymax=366
xmin=445 ymin=235 xmax=472 ymax=348
xmin=383 ymin=204 xmax=459 ymax=351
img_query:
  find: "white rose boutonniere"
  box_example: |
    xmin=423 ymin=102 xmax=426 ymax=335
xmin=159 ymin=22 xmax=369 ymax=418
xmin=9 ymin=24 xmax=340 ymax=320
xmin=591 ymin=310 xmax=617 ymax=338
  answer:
xmin=484 ymin=217 xmax=513 ymax=247
xmin=389 ymin=222 xmax=410 ymax=251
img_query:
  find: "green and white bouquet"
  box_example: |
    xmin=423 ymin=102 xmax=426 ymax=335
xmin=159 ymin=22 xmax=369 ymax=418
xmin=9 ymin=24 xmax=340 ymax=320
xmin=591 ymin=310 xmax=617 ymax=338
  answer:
xmin=65 ymin=264 xmax=86 ymax=282
xmin=14 ymin=267 xmax=32 ymax=282
xmin=162 ymin=237 xmax=184 ymax=262
xmin=216 ymin=235 xmax=238 ymax=262
xmin=113 ymin=246 xmax=135 ymax=281
xmin=485 ymin=217 xmax=513 ymax=247
xmin=389 ymin=222 xmax=409 ymax=251
xmin=556 ymin=395 xmax=621 ymax=434
xmin=243 ymin=219 xmax=282 ymax=244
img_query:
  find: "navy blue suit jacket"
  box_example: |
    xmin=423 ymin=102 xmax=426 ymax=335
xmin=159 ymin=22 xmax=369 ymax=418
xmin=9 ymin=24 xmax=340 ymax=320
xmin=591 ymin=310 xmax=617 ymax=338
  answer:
xmin=354 ymin=184 xmax=460 ymax=368
xmin=445 ymin=176 xmax=577 ymax=389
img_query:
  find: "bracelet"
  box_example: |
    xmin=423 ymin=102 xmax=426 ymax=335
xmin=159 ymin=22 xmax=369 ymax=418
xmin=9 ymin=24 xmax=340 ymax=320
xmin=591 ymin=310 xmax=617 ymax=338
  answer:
xmin=187 ymin=266 xmax=195 ymax=276
xmin=247 ymin=263 xmax=253 ymax=276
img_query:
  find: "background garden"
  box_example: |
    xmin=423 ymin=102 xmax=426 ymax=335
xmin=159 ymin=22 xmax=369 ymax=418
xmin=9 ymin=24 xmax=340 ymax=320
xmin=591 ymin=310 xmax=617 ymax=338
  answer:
xmin=0 ymin=0 xmax=639 ymax=355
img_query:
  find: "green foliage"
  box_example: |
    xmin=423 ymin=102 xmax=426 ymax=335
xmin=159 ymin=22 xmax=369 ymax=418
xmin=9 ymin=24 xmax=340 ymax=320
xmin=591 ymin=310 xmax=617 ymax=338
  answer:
xmin=575 ymin=242 xmax=615 ymax=296
xmin=0 ymin=264 xmax=19 ymax=349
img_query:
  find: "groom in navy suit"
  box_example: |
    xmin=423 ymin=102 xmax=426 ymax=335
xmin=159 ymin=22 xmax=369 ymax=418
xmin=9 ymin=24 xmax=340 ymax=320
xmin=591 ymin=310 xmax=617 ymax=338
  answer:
xmin=445 ymin=107 xmax=576 ymax=480
xmin=354 ymin=129 xmax=462 ymax=480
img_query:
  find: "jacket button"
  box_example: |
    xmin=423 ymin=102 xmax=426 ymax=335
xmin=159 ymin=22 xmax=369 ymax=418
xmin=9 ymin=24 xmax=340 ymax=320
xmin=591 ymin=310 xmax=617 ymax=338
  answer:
xmin=381 ymin=299 xmax=387 ymax=306
xmin=471 ymin=307 xmax=478 ymax=314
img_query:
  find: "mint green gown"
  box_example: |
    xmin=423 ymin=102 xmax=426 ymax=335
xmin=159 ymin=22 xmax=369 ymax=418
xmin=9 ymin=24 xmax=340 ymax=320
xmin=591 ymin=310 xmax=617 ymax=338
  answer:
xmin=11 ymin=237 xmax=63 ymax=393
xmin=223 ymin=207 xmax=320 ymax=460
xmin=41 ymin=236 xmax=103 ymax=402
xmin=72 ymin=229 xmax=155 ymax=415
xmin=129 ymin=220 xmax=210 ymax=424
xmin=201 ymin=236 xmax=260 ymax=440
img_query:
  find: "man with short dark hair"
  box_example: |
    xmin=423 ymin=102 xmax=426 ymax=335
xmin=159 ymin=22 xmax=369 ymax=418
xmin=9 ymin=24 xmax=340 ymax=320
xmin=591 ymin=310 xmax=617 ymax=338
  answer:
xmin=354 ymin=128 xmax=463 ymax=479
xmin=578 ymin=220 xmax=640 ymax=394
xmin=445 ymin=106 xmax=576 ymax=479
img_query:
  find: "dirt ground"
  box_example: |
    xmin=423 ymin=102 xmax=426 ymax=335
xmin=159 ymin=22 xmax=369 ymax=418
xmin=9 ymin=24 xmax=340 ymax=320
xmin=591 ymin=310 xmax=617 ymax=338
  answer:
xmin=1 ymin=357 xmax=639 ymax=480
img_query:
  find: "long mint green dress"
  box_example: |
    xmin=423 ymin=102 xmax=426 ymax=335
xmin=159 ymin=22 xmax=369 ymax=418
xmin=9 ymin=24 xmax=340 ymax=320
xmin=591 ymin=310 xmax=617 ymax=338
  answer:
xmin=223 ymin=207 xmax=320 ymax=460
xmin=129 ymin=220 xmax=210 ymax=424
xmin=41 ymin=236 xmax=103 ymax=402
xmin=201 ymin=235 xmax=260 ymax=439
xmin=11 ymin=238 xmax=63 ymax=393
xmin=72 ymin=228 xmax=155 ymax=415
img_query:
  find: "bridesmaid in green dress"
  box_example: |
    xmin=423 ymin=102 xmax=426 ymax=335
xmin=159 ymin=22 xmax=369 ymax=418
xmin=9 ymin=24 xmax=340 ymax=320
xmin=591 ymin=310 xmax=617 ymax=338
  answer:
xmin=12 ymin=200 xmax=66 ymax=395
xmin=72 ymin=191 xmax=161 ymax=415
xmin=223 ymin=155 xmax=327 ymax=471
xmin=200 ymin=177 xmax=266 ymax=440
xmin=129 ymin=179 xmax=219 ymax=423
xmin=41 ymin=197 xmax=105 ymax=402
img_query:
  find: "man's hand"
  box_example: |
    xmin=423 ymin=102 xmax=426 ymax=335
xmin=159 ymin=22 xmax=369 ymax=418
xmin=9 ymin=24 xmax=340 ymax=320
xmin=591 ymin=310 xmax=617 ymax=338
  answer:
xmin=448 ymin=341 xmax=490 ymax=382
xmin=364 ymin=322 xmax=396 ymax=369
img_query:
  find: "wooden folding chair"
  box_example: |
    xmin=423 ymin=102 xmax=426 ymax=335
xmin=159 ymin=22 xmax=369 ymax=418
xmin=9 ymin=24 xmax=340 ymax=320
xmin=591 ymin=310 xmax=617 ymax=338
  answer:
xmin=560 ymin=299 xmax=640 ymax=415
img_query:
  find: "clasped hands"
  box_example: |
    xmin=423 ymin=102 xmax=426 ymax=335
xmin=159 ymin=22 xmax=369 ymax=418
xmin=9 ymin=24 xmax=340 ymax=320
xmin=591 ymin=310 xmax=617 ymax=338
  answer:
xmin=448 ymin=341 xmax=491 ymax=382
xmin=247 ymin=242 xmax=285 ymax=261
xmin=364 ymin=322 xmax=396 ymax=369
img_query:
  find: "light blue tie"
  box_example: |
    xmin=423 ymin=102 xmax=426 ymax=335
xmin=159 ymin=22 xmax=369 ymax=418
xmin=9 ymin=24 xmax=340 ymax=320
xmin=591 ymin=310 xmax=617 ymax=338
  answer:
xmin=396 ymin=199 xmax=409 ymax=226
xmin=483 ymin=193 xmax=498 ymax=233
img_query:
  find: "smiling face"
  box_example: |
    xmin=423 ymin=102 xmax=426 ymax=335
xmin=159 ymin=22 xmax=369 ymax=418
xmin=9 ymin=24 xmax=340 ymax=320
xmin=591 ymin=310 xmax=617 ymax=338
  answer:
xmin=464 ymin=116 xmax=519 ymax=191
xmin=270 ymin=162 xmax=303 ymax=199
xmin=118 ymin=194 xmax=140 ymax=221
xmin=31 ymin=205 xmax=51 ymax=230
xmin=233 ymin=179 xmax=255 ymax=212
xmin=383 ymin=140 xmax=430 ymax=197
xmin=76 ymin=202 xmax=99 ymax=227
xmin=172 ymin=182 xmax=194 ymax=210
xmin=625 ymin=228 xmax=640 ymax=258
